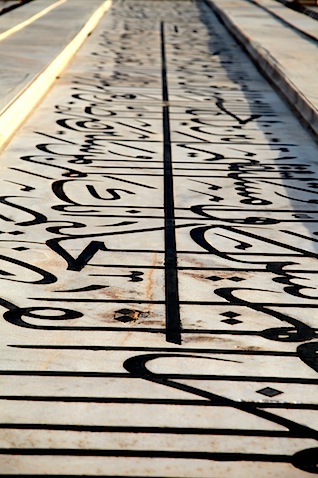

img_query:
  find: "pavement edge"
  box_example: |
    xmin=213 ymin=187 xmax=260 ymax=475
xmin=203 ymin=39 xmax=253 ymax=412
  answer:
xmin=205 ymin=0 xmax=318 ymax=137
xmin=0 ymin=0 xmax=113 ymax=151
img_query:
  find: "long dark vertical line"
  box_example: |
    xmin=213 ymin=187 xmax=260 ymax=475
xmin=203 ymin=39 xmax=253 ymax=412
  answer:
xmin=160 ymin=21 xmax=182 ymax=345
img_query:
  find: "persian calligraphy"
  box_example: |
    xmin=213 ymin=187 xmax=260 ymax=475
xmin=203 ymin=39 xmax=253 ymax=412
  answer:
xmin=0 ymin=0 xmax=317 ymax=476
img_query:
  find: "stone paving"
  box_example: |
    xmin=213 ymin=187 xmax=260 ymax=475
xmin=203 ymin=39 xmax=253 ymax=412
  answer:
xmin=0 ymin=0 xmax=317 ymax=476
xmin=206 ymin=0 xmax=318 ymax=136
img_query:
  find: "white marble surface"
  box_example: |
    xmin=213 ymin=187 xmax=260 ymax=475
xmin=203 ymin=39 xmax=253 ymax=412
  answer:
xmin=0 ymin=0 xmax=112 ymax=147
xmin=0 ymin=0 xmax=317 ymax=476
xmin=206 ymin=0 xmax=318 ymax=135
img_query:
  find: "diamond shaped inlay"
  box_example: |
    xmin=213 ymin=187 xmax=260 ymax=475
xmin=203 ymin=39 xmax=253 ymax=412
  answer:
xmin=207 ymin=276 xmax=223 ymax=282
xmin=220 ymin=311 xmax=241 ymax=318
xmin=115 ymin=315 xmax=135 ymax=323
xmin=208 ymin=275 xmax=245 ymax=282
xmin=257 ymin=387 xmax=283 ymax=397
xmin=114 ymin=308 xmax=141 ymax=323
xmin=116 ymin=309 xmax=132 ymax=315
xmin=12 ymin=247 xmax=29 ymax=251
xmin=221 ymin=318 xmax=242 ymax=325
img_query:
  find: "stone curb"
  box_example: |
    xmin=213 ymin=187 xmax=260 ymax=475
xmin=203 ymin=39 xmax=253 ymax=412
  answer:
xmin=0 ymin=0 xmax=112 ymax=150
xmin=205 ymin=0 xmax=318 ymax=137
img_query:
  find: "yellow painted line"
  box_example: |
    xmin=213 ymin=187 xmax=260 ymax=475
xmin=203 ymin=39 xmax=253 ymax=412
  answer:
xmin=0 ymin=0 xmax=113 ymax=149
xmin=0 ymin=0 xmax=68 ymax=42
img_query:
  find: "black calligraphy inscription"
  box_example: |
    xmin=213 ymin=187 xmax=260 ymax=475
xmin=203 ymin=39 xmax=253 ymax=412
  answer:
xmin=0 ymin=0 xmax=317 ymax=475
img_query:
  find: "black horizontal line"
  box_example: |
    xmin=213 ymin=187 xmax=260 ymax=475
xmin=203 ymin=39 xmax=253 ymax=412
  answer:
xmin=179 ymin=252 xmax=312 ymax=256
xmin=87 ymin=265 xmax=318 ymax=273
xmin=10 ymin=345 xmax=297 ymax=356
xmin=0 ymin=476 xmax=206 ymax=478
xmin=0 ymin=396 xmax=316 ymax=409
xmin=99 ymin=140 xmax=287 ymax=143
xmin=177 ymin=329 xmax=318 ymax=338
xmin=85 ymin=160 xmax=307 ymax=164
xmin=31 ymin=297 xmax=163 ymax=305
xmin=55 ymin=206 xmax=318 ymax=212
xmin=86 ymin=251 xmax=316 ymax=256
xmin=180 ymin=304 xmax=318 ymax=308
xmin=0 ymin=424 xmax=299 ymax=437
xmin=84 ymin=172 xmax=305 ymax=177
xmin=0 ymin=476 xmax=212 ymax=478
xmin=0 ymin=371 xmax=315 ymax=383
xmin=85 ymin=215 xmax=318 ymax=222
xmin=31 ymin=298 xmax=318 ymax=307
xmin=0 ymin=396 xmax=209 ymax=405
xmin=45 ymin=214 xmax=318 ymax=223
xmin=177 ymin=268 xmax=318 ymax=273
xmin=90 ymin=264 xmax=165 ymax=269
xmin=0 ymin=448 xmax=289 ymax=462
xmin=175 ymin=209 xmax=318 ymax=212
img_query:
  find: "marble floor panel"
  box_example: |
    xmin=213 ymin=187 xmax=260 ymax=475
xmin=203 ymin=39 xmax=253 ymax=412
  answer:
xmin=0 ymin=0 xmax=317 ymax=476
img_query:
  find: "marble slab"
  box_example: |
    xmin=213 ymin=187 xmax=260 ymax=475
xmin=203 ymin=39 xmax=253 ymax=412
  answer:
xmin=0 ymin=0 xmax=317 ymax=476
xmin=206 ymin=0 xmax=318 ymax=136
xmin=0 ymin=0 xmax=112 ymax=147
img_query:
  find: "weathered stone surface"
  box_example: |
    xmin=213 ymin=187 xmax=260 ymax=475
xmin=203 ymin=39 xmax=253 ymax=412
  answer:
xmin=0 ymin=0 xmax=317 ymax=476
